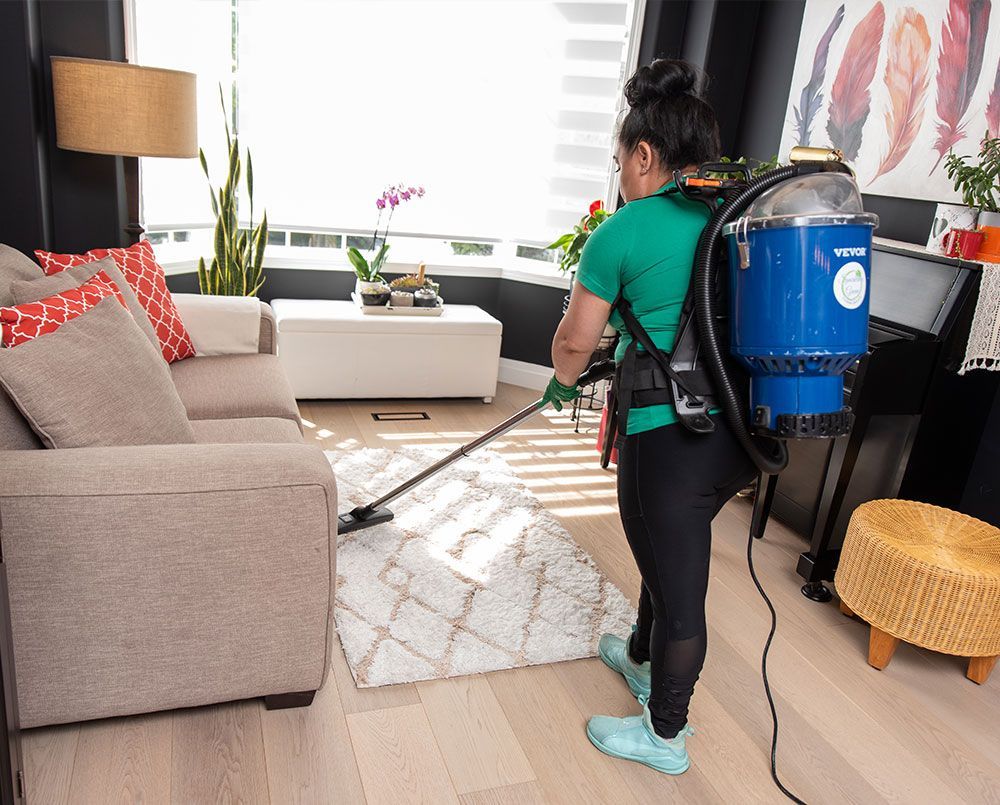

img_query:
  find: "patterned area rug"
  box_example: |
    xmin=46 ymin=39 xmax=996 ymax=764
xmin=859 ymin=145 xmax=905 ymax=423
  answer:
xmin=328 ymin=447 xmax=635 ymax=688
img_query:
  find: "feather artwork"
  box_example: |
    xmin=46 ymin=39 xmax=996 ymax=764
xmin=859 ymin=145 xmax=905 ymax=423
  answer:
xmin=930 ymin=0 xmax=992 ymax=173
xmin=986 ymin=60 xmax=1000 ymax=138
xmin=793 ymin=4 xmax=845 ymax=146
xmin=826 ymin=2 xmax=886 ymax=161
xmin=870 ymin=10 xmax=932 ymax=182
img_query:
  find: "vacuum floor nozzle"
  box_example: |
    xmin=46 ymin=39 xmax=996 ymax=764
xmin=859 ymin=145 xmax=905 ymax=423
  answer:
xmin=337 ymin=506 xmax=395 ymax=534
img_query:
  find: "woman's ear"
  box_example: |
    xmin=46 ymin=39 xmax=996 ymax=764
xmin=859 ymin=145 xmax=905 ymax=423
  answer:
xmin=636 ymin=141 xmax=654 ymax=175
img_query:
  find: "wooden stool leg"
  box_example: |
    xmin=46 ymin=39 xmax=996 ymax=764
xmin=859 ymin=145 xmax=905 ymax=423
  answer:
xmin=868 ymin=626 xmax=900 ymax=670
xmin=967 ymin=656 xmax=998 ymax=685
xmin=839 ymin=599 xmax=855 ymax=617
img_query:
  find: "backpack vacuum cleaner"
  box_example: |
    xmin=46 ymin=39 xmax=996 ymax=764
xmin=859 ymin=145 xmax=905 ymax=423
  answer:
xmin=336 ymin=146 xmax=877 ymax=804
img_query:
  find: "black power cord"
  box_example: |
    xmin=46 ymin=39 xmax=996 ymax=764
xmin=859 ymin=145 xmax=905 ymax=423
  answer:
xmin=746 ymin=523 xmax=808 ymax=805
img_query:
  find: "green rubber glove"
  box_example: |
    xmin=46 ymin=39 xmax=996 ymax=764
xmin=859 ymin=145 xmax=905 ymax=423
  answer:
xmin=542 ymin=374 xmax=580 ymax=411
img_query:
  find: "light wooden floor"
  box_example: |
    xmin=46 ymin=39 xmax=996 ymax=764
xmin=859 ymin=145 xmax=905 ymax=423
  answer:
xmin=24 ymin=383 xmax=1000 ymax=804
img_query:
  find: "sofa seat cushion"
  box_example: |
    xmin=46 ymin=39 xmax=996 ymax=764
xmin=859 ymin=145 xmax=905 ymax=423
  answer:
xmin=170 ymin=353 xmax=301 ymax=429
xmin=190 ymin=417 xmax=303 ymax=445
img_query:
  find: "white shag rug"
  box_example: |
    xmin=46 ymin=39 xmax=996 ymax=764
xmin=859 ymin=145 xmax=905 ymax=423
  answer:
xmin=328 ymin=447 xmax=635 ymax=688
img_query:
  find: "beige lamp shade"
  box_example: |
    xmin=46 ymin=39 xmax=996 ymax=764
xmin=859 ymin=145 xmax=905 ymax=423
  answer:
xmin=51 ymin=56 xmax=197 ymax=158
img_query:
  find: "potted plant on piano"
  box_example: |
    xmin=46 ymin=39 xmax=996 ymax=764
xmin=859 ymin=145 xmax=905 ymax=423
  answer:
xmin=945 ymin=135 xmax=1000 ymax=262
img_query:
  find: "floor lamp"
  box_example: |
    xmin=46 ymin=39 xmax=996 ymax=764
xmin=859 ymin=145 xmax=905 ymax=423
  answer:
xmin=50 ymin=56 xmax=197 ymax=244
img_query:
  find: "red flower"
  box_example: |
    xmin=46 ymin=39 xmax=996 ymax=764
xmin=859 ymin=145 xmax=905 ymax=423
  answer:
xmin=589 ymin=199 xmax=604 ymax=215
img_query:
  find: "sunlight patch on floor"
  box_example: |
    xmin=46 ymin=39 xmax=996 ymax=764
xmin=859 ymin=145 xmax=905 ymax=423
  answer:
xmin=520 ymin=475 xmax=612 ymax=489
xmin=548 ymin=504 xmax=619 ymax=517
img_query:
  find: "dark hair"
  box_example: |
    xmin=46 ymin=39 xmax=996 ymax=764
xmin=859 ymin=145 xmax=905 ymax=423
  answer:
xmin=618 ymin=59 xmax=720 ymax=171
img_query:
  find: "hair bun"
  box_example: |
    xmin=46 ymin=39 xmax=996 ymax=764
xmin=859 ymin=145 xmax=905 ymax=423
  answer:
xmin=624 ymin=59 xmax=700 ymax=108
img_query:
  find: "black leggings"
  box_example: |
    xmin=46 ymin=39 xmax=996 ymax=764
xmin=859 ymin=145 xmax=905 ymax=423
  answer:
xmin=617 ymin=418 xmax=755 ymax=738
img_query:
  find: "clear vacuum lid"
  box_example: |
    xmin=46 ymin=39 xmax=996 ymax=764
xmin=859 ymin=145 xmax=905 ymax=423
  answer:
xmin=722 ymin=173 xmax=879 ymax=234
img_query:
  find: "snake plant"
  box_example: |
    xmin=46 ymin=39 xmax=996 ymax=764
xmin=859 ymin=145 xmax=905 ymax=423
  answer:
xmin=198 ymin=85 xmax=268 ymax=296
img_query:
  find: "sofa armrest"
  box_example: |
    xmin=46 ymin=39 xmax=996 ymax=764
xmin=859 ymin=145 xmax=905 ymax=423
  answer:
xmin=0 ymin=443 xmax=337 ymax=727
xmin=172 ymin=293 xmax=268 ymax=356
xmin=258 ymin=301 xmax=277 ymax=354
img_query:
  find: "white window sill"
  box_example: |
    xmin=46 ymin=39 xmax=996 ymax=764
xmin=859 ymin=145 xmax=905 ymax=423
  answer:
xmin=158 ymin=245 xmax=572 ymax=291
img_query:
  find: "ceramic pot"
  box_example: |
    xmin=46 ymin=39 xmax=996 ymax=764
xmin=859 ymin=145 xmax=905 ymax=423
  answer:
xmin=356 ymin=279 xmax=383 ymax=296
xmin=361 ymin=290 xmax=390 ymax=306
xmin=944 ymin=228 xmax=985 ymax=260
xmin=390 ymin=291 xmax=414 ymax=307
xmin=413 ymin=287 xmax=438 ymax=307
xmin=926 ymin=203 xmax=977 ymax=254
xmin=976 ymin=211 xmax=1000 ymax=261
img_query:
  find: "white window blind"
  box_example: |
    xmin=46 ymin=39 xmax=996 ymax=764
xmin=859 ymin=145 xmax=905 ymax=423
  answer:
xmin=135 ymin=0 xmax=634 ymax=245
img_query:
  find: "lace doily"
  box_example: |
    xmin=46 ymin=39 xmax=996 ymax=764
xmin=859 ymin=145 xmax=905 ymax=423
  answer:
xmin=960 ymin=261 xmax=1000 ymax=374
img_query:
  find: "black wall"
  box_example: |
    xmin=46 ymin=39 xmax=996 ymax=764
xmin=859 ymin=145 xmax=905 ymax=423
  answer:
xmin=0 ymin=0 xmax=128 ymax=256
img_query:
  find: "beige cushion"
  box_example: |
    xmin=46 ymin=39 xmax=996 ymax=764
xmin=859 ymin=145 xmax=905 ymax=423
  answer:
xmin=0 ymin=244 xmax=42 ymax=306
xmin=10 ymin=255 xmax=160 ymax=351
xmin=0 ymin=390 xmax=43 ymax=451
xmin=0 ymin=245 xmax=46 ymax=449
xmin=0 ymin=298 xmax=195 ymax=448
xmin=170 ymin=353 xmax=301 ymax=428
xmin=191 ymin=417 xmax=303 ymax=444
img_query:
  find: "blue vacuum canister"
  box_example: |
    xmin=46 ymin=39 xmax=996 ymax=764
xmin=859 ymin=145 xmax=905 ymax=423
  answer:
xmin=722 ymin=173 xmax=878 ymax=437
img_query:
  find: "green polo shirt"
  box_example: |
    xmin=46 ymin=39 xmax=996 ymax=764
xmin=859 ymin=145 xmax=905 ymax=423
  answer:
xmin=576 ymin=182 xmax=711 ymax=434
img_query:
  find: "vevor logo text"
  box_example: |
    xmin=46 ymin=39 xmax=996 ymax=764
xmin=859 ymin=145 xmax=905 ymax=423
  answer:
xmin=834 ymin=247 xmax=867 ymax=257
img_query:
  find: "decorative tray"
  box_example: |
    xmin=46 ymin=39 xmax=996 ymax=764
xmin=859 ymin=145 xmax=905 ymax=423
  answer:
xmin=351 ymin=292 xmax=445 ymax=316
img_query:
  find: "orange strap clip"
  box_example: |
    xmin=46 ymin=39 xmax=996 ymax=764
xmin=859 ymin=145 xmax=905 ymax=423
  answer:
xmin=684 ymin=177 xmax=724 ymax=188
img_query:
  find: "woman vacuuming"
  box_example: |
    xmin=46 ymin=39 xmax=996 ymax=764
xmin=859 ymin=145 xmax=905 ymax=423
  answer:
xmin=542 ymin=58 xmax=755 ymax=775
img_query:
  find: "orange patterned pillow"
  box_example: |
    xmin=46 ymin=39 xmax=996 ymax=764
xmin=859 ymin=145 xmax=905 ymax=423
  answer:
xmin=0 ymin=270 xmax=127 ymax=347
xmin=35 ymin=240 xmax=196 ymax=363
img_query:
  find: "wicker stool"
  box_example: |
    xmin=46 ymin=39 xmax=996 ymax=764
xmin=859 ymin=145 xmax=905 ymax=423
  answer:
xmin=835 ymin=500 xmax=1000 ymax=684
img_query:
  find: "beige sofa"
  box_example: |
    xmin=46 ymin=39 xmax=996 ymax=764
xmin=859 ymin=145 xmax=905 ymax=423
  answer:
xmin=0 ymin=246 xmax=337 ymax=728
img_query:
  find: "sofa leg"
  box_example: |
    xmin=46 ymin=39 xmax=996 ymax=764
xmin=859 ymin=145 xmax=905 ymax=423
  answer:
xmin=264 ymin=690 xmax=316 ymax=710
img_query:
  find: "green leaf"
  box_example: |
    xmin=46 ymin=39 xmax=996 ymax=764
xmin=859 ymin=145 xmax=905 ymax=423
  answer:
xmin=253 ymin=212 xmax=268 ymax=275
xmin=197 ymin=257 xmax=208 ymax=294
xmin=347 ymin=247 xmax=370 ymax=278
xmin=372 ymin=243 xmax=391 ymax=273
xmin=546 ymin=233 xmax=574 ymax=250
xmin=199 ymin=148 xmax=210 ymax=180
xmin=246 ymin=150 xmax=254 ymax=202
xmin=214 ymin=215 xmax=228 ymax=270
xmin=218 ymin=82 xmax=231 ymax=150
xmin=208 ymin=186 xmax=219 ymax=217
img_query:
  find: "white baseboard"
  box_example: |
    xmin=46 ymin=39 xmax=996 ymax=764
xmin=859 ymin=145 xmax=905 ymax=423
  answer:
xmin=498 ymin=358 xmax=551 ymax=391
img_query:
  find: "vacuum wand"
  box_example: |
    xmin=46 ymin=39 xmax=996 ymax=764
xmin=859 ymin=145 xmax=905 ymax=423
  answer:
xmin=337 ymin=358 xmax=615 ymax=534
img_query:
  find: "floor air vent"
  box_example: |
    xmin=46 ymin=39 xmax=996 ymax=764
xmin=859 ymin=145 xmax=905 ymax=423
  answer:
xmin=371 ymin=412 xmax=431 ymax=421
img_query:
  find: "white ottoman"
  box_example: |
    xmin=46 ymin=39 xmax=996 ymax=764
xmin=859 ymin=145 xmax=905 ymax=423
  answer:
xmin=271 ymin=299 xmax=502 ymax=401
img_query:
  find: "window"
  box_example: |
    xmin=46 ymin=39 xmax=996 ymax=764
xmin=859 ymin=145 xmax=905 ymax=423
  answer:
xmin=132 ymin=0 xmax=639 ymax=251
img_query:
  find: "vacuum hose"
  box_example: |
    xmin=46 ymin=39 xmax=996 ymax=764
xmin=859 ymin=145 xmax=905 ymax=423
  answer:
xmin=693 ymin=166 xmax=800 ymax=474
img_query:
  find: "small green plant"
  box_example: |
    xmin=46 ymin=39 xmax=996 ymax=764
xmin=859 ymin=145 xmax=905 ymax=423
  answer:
xmin=547 ymin=199 xmax=610 ymax=274
xmin=944 ymin=134 xmax=1000 ymax=213
xmin=360 ymin=282 xmax=389 ymax=295
xmin=389 ymin=274 xmax=435 ymax=291
xmin=198 ymin=85 xmax=268 ymax=296
xmin=348 ymin=243 xmax=390 ymax=282
xmin=712 ymin=154 xmax=782 ymax=178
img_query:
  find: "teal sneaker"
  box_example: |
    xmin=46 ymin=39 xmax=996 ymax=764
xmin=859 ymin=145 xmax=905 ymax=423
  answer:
xmin=586 ymin=697 xmax=693 ymax=775
xmin=598 ymin=627 xmax=651 ymax=699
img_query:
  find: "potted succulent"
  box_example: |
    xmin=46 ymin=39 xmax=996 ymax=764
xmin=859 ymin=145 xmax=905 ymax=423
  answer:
xmin=945 ymin=135 xmax=1000 ymax=260
xmin=389 ymin=262 xmax=439 ymax=296
xmin=348 ymin=184 xmax=425 ymax=295
xmin=359 ymin=282 xmax=391 ymax=306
